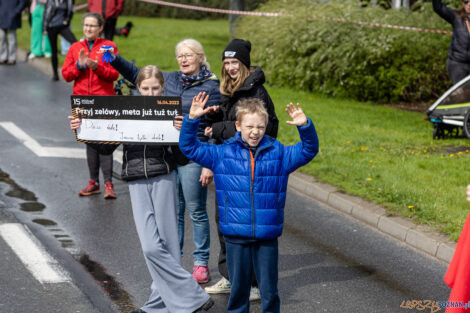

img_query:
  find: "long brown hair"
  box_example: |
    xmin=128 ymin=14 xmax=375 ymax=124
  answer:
xmin=220 ymin=60 xmax=253 ymax=96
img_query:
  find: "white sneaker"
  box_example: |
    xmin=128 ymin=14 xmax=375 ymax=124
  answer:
xmin=44 ymin=53 xmax=51 ymax=58
xmin=28 ymin=53 xmax=37 ymax=60
xmin=204 ymin=277 xmax=231 ymax=294
xmin=249 ymin=287 xmax=261 ymax=301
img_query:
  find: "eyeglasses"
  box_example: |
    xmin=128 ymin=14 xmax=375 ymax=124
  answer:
xmin=83 ymin=24 xmax=100 ymax=28
xmin=176 ymin=53 xmax=197 ymax=61
xmin=464 ymin=0 xmax=470 ymax=4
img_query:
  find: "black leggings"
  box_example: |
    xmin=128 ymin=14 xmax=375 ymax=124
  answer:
xmin=103 ymin=18 xmax=117 ymax=41
xmin=46 ymin=25 xmax=77 ymax=78
xmin=86 ymin=144 xmax=113 ymax=184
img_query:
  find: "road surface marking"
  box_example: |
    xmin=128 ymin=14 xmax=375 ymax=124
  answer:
xmin=0 ymin=223 xmax=70 ymax=284
xmin=0 ymin=121 xmax=122 ymax=163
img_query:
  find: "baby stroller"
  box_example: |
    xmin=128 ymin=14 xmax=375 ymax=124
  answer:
xmin=427 ymin=75 xmax=470 ymax=139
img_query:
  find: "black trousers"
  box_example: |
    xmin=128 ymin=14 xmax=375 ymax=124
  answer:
xmin=447 ymin=58 xmax=470 ymax=85
xmin=86 ymin=144 xmax=113 ymax=184
xmin=215 ymin=195 xmax=257 ymax=287
xmin=46 ymin=25 xmax=77 ymax=78
xmin=103 ymin=18 xmax=117 ymax=41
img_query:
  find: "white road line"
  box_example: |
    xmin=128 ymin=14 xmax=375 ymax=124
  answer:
xmin=0 ymin=223 xmax=70 ymax=284
xmin=0 ymin=121 xmax=123 ymax=164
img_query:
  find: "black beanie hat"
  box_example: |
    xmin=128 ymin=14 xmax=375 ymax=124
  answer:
xmin=222 ymin=39 xmax=251 ymax=68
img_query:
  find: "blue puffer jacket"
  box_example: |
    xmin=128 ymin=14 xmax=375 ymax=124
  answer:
xmin=110 ymin=55 xmax=221 ymax=142
xmin=179 ymin=115 xmax=319 ymax=240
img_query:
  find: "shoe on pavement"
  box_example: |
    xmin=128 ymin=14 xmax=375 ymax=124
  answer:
xmin=249 ymin=286 xmax=261 ymax=301
xmin=193 ymin=265 xmax=210 ymax=284
xmin=204 ymin=277 xmax=231 ymax=294
xmin=104 ymin=182 xmax=117 ymax=199
xmin=78 ymin=180 xmax=100 ymax=196
xmin=192 ymin=298 xmax=214 ymax=312
xmin=28 ymin=53 xmax=37 ymax=61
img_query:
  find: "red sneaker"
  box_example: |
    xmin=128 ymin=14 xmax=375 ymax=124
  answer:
xmin=104 ymin=182 xmax=117 ymax=199
xmin=192 ymin=266 xmax=210 ymax=284
xmin=78 ymin=180 xmax=100 ymax=196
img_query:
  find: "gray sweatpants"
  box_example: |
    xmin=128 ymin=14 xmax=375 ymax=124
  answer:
xmin=128 ymin=173 xmax=210 ymax=313
xmin=0 ymin=29 xmax=17 ymax=62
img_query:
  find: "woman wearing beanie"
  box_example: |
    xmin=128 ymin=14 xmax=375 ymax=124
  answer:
xmin=204 ymin=38 xmax=279 ymax=299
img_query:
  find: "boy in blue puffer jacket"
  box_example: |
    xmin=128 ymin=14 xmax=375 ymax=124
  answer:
xmin=179 ymin=93 xmax=319 ymax=313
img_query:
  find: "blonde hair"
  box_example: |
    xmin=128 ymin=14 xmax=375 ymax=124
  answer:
xmin=136 ymin=65 xmax=165 ymax=88
xmin=236 ymin=98 xmax=268 ymax=124
xmin=175 ymin=38 xmax=210 ymax=70
xmin=220 ymin=60 xmax=252 ymax=96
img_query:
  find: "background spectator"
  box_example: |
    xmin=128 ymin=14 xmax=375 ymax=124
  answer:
xmin=29 ymin=0 xmax=51 ymax=60
xmin=0 ymin=0 xmax=27 ymax=65
xmin=43 ymin=0 xmax=77 ymax=80
xmin=88 ymin=0 xmax=125 ymax=41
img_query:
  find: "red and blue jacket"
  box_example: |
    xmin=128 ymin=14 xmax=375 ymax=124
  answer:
xmin=179 ymin=115 xmax=319 ymax=240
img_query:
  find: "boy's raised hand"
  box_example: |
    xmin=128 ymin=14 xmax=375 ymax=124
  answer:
xmin=285 ymin=102 xmax=308 ymax=126
xmin=189 ymin=92 xmax=211 ymax=119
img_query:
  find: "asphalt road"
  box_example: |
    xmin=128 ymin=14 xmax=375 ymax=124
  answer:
xmin=0 ymin=60 xmax=451 ymax=313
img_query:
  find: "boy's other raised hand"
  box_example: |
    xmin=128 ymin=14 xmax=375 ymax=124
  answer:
xmin=285 ymin=102 xmax=308 ymax=127
xmin=189 ymin=92 xmax=211 ymax=119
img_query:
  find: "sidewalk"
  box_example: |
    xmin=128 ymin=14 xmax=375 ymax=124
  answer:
xmin=18 ymin=47 xmax=456 ymax=265
xmin=289 ymin=172 xmax=456 ymax=264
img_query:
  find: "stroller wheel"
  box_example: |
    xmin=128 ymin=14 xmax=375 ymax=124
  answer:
xmin=463 ymin=110 xmax=470 ymax=139
xmin=433 ymin=125 xmax=439 ymax=140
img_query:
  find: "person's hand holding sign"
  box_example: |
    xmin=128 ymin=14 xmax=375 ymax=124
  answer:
xmin=68 ymin=116 xmax=81 ymax=130
xmin=188 ymin=92 xmax=218 ymax=119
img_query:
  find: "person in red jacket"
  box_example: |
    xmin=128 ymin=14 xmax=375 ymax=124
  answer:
xmin=62 ymin=12 xmax=119 ymax=198
xmin=87 ymin=0 xmax=125 ymax=41
xmin=443 ymin=185 xmax=470 ymax=312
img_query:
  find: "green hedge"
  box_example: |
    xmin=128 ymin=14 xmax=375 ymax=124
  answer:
xmin=236 ymin=0 xmax=456 ymax=103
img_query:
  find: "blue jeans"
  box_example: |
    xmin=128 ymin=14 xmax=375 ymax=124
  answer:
xmin=226 ymin=238 xmax=280 ymax=313
xmin=175 ymin=162 xmax=210 ymax=266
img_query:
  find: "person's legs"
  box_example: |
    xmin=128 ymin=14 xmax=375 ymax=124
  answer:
xmin=252 ymin=239 xmax=280 ymax=313
xmin=226 ymin=240 xmax=252 ymax=313
xmin=6 ymin=30 xmax=16 ymax=63
xmin=86 ymin=144 xmax=100 ymax=183
xmin=59 ymin=26 xmax=77 ymax=45
xmin=103 ymin=17 xmax=117 ymax=41
xmin=215 ymin=196 xmax=229 ymax=279
xmin=30 ymin=5 xmax=43 ymax=56
xmin=99 ymin=153 xmax=113 ymax=183
xmin=100 ymin=152 xmax=115 ymax=199
xmin=128 ymin=174 xmax=210 ymax=313
xmin=176 ymin=162 xmax=210 ymax=268
xmin=46 ymin=27 xmax=59 ymax=79
xmin=0 ymin=29 xmax=7 ymax=62
xmin=174 ymin=169 xmax=186 ymax=251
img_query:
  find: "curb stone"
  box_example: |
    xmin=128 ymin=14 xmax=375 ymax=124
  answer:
xmin=16 ymin=47 xmax=456 ymax=264
xmin=288 ymin=172 xmax=456 ymax=264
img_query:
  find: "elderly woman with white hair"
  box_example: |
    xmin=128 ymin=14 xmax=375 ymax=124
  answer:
xmin=109 ymin=38 xmax=220 ymax=284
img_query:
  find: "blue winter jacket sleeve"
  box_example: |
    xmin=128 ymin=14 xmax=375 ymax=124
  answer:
xmin=110 ymin=54 xmax=140 ymax=85
xmin=179 ymin=115 xmax=218 ymax=170
xmin=283 ymin=118 xmax=319 ymax=174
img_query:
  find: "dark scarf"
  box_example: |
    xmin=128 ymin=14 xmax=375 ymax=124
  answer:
xmin=180 ymin=65 xmax=213 ymax=88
